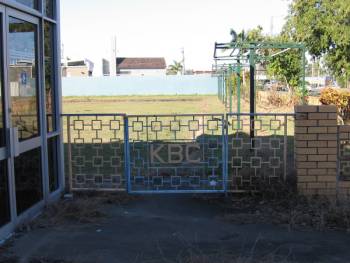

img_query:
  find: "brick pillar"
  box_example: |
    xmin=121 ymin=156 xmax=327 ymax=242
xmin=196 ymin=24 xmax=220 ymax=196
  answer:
xmin=295 ymin=105 xmax=338 ymax=197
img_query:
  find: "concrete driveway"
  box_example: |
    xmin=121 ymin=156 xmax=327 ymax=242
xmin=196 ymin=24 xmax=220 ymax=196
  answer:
xmin=5 ymin=195 xmax=350 ymax=263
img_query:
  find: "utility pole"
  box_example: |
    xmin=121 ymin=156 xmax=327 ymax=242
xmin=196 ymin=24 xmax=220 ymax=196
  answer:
xmin=270 ymin=16 xmax=274 ymax=36
xmin=61 ymin=43 xmax=65 ymax=62
xmin=110 ymin=35 xmax=117 ymax=76
xmin=181 ymin=47 xmax=186 ymax=75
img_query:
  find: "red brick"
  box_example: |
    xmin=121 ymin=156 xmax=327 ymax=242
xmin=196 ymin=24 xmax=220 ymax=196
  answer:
xmin=318 ymin=105 xmax=337 ymax=113
xmin=327 ymin=155 xmax=337 ymax=161
xmin=297 ymin=169 xmax=307 ymax=176
xmin=295 ymin=113 xmax=308 ymax=120
xmin=308 ymin=127 xmax=328 ymax=133
xmin=326 ymin=182 xmax=337 ymax=189
xmin=327 ymin=169 xmax=337 ymax=176
xmin=296 ymin=155 xmax=308 ymax=162
xmin=295 ymin=134 xmax=317 ymax=141
xmin=318 ymin=134 xmax=337 ymax=140
xmin=318 ymin=120 xmax=337 ymax=126
xmin=309 ymin=113 xmax=328 ymax=120
xmin=308 ymin=182 xmax=327 ymax=189
xmin=318 ymin=148 xmax=337 ymax=154
xmin=308 ymin=169 xmax=327 ymax=175
xmin=296 ymin=148 xmax=317 ymax=155
xmin=295 ymin=127 xmax=307 ymax=134
xmin=317 ymin=176 xmax=336 ymax=182
xmin=295 ymin=105 xmax=318 ymax=113
xmin=295 ymin=120 xmax=317 ymax=127
xmin=308 ymin=155 xmax=327 ymax=162
xmin=308 ymin=141 xmax=327 ymax=148
xmin=298 ymin=176 xmax=317 ymax=182
xmin=297 ymin=182 xmax=308 ymax=189
xmin=296 ymin=141 xmax=307 ymax=148
xmin=328 ymin=113 xmax=338 ymax=120
xmin=328 ymin=141 xmax=337 ymax=147
xmin=327 ymin=127 xmax=337 ymax=133
xmin=297 ymin=162 xmax=317 ymax=168
xmin=317 ymin=162 xmax=337 ymax=169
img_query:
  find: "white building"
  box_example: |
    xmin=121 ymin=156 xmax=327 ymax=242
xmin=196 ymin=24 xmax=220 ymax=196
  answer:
xmin=116 ymin=57 xmax=166 ymax=76
xmin=62 ymin=59 xmax=94 ymax=77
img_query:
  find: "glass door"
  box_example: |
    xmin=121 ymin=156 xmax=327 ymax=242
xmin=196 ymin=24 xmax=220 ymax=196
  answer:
xmin=0 ymin=5 xmax=11 ymax=229
xmin=6 ymin=9 xmax=43 ymax=215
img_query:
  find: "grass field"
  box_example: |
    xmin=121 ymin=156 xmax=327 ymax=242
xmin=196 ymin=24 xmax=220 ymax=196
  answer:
xmin=63 ymin=95 xmax=226 ymax=115
xmin=63 ymin=94 xmax=320 ymax=115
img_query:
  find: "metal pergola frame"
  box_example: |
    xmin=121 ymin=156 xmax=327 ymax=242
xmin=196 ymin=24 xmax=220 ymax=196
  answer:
xmin=213 ymin=37 xmax=306 ymax=138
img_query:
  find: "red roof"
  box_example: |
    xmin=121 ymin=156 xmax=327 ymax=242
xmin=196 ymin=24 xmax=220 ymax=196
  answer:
xmin=116 ymin=57 xmax=166 ymax=70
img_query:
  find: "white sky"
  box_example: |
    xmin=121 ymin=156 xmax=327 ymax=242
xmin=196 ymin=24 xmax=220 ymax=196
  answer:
xmin=60 ymin=0 xmax=291 ymax=76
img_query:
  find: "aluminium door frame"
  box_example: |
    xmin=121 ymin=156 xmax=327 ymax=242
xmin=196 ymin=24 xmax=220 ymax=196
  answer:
xmin=0 ymin=3 xmax=15 ymax=241
xmin=3 ymin=6 xmax=45 ymax=237
xmin=0 ymin=0 xmax=63 ymax=241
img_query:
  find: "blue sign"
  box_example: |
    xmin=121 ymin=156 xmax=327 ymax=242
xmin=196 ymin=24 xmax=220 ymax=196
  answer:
xmin=20 ymin=71 xmax=27 ymax=85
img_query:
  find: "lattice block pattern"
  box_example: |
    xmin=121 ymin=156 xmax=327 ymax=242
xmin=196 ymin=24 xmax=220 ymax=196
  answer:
xmin=227 ymin=114 xmax=294 ymax=191
xmin=63 ymin=115 xmax=125 ymax=191
xmin=128 ymin=115 xmax=224 ymax=142
xmin=339 ymin=140 xmax=350 ymax=181
xmin=127 ymin=114 xmax=225 ymax=192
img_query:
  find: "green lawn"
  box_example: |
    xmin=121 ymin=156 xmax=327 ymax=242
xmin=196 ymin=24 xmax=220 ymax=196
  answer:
xmin=63 ymin=95 xmax=226 ymax=115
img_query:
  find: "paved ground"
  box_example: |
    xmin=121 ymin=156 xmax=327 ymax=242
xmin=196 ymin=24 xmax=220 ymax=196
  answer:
xmin=5 ymin=195 xmax=350 ymax=263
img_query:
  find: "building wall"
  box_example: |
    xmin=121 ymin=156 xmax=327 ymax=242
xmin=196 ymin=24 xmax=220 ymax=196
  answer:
xmin=62 ymin=66 xmax=90 ymax=77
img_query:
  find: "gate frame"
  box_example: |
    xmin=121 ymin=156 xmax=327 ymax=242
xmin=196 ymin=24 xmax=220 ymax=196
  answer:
xmin=125 ymin=113 xmax=227 ymax=194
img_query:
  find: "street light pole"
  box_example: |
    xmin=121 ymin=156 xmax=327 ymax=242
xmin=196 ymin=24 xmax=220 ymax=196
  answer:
xmin=182 ymin=47 xmax=186 ymax=75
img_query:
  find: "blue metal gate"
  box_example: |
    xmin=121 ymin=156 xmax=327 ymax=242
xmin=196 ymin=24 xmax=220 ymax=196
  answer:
xmin=62 ymin=113 xmax=294 ymax=194
xmin=125 ymin=114 xmax=226 ymax=194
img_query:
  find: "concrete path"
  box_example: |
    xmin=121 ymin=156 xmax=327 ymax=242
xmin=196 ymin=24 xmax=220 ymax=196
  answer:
xmin=8 ymin=196 xmax=350 ymax=263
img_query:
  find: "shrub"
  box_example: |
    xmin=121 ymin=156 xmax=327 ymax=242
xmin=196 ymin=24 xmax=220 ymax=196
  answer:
xmin=266 ymin=91 xmax=305 ymax=107
xmin=267 ymin=91 xmax=284 ymax=107
xmin=319 ymin=88 xmax=350 ymax=120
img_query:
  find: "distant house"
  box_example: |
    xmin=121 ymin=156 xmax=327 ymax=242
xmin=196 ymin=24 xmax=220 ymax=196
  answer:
xmin=116 ymin=57 xmax=166 ymax=76
xmin=62 ymin=59 xmax=94 ymax=77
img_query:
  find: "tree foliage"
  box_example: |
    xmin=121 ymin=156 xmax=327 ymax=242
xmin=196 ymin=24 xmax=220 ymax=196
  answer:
xmin=288 ymin=0 xmax=350 ymax=86
xmin=167 ymin=60 xmax=183 ymax=75
xmin=266 ymin=32 xmax=304 ymax=94
xmin=240 ymin=26 xmax=304 ymax=95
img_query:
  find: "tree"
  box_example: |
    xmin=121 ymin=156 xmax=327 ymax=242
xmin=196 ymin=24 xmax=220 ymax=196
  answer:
xmin=288 ymin=0 xmax=350 ymax=87
xmin=266 ymin=31 xmax=304 ymax=95
xmin=167 ymin=61 xmax=183 ymax=75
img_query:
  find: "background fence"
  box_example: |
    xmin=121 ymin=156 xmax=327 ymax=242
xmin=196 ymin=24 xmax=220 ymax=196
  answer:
xmin=62 ymin=76 xmax=218 ymax=96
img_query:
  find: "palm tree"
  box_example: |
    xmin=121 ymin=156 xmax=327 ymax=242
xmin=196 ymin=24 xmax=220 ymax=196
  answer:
xmin=167 ymin=61 xmax=183 ymax=75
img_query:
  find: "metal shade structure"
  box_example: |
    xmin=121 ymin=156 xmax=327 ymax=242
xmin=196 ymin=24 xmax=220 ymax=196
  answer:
xmin=213 ymin=32 xmax=307 ymax=138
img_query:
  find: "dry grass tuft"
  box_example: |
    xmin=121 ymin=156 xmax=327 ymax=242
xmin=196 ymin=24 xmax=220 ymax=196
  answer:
xmin=207 ymin=181 xmax=350 ymax=232
xmin=20 ymin=192 xmax=140 ymax=230
xmin=174 ymin=246 xmax=294 ymax=263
